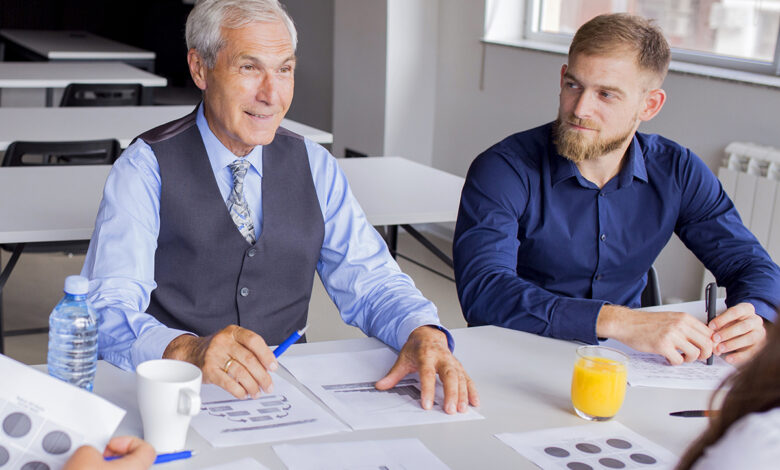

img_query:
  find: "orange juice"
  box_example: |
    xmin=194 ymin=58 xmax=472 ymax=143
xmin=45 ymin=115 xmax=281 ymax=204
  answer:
xmin=571 ymin=354 xmax=627 ymax=420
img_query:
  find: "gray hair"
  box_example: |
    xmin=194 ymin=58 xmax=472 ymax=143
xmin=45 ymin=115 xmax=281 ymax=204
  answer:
xmin=186 ymin=0 xmax=297 ymax=68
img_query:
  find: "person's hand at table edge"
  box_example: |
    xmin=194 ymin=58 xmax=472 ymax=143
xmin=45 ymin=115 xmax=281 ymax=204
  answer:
xmin=63 ymin=436 xmax=155 ymax=470
xmin=375 ymin=325 xmax=480 ymax=414
xmin=163 ymin=325 xmax=279 ymax=399
xmin=708 ymin=302 xmax=767 ymax=365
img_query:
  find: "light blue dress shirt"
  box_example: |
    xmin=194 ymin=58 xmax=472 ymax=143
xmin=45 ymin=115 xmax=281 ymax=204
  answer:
xmin=82 ymin=104 xmax=447 ymax=370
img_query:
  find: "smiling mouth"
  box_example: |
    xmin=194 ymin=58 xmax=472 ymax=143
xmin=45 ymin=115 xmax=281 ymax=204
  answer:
xmin=567 ymin=121 xmax=597 ymax=132
xmin=245 ymin=111 xmax=273 ymax=119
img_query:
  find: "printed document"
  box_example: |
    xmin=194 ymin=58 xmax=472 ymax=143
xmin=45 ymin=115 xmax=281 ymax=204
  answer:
xmin=190 ymin=373 xmax=348 ymax=447
xmin=280 ymin=347 xmax=483 ymax=430
xmin=0 ymin=354 xmax=125 ymax=469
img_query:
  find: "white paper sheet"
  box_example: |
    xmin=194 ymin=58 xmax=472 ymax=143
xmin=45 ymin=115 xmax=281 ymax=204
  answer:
xmin=202 ymin=457 xmax=270 ymax=470
xmin=280 ymin=348 xmax=483 ymax=430
xmin=598 ymin=299 xmax=735 ymax=390
xmin=190 ymin=373 xmax=348 ymax=447
xmin=0 ymin=354 xmax=125 ymax=469
xmin=496 ymin=421 xmax=677 ymax=470
xmin=273 ymin=438 xmax=450 ymax=470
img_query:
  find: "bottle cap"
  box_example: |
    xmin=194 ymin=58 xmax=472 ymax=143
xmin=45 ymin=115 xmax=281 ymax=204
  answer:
xmin=64 ymin=275 xmax=89 ymax=295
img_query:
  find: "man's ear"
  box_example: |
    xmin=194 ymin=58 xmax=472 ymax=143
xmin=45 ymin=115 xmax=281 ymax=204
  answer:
xmin=639 ymin=87 xmax=666 ymax=122
xmin=560 ymin=64 xmax=568 ymax=89
xmin=187 ymin=49 xmax=208 ymax=91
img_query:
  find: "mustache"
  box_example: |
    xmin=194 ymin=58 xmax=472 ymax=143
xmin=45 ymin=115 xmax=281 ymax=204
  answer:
xmin=562 ymin=116 xmax=600 ymax=131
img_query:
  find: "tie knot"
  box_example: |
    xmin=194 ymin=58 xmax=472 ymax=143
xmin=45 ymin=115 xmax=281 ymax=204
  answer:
xmin=228 ymin=159 xmax=250 ymax=178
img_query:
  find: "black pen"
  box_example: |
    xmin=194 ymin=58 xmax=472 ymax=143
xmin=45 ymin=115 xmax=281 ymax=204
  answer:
xmin=670 ymin=410 xmax=719 ymax=418
xmin=705 ymin=282 xmax=717 ymax=365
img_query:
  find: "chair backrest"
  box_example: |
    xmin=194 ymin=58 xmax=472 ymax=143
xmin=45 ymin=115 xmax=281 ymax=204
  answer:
xmin=640 ymin=265 xmax=662 ymax=307
xmin=60 ymin=83 xmax=143 ymax=107
xmin=2 ymin=139 xmax=120 ymax=167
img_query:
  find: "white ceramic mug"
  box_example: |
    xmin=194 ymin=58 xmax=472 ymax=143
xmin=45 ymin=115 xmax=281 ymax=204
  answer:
xmin=136 ymin=359 xmax=202 ymax=453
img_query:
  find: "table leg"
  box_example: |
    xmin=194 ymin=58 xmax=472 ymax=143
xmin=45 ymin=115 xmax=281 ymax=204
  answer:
xmin=387 ymin=225 xmax=398 ymax=259
xmin=45 ymin=88 xmax=53 ymax=107
xmin=0 ymin=243 xmax=26 ymax=354
xmin=400 ymin=224 xmax=453 ymax=268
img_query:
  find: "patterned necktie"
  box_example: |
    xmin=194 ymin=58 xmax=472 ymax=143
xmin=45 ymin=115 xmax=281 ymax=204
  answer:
xmin=227 ymin=159 xmax=256 ymax=244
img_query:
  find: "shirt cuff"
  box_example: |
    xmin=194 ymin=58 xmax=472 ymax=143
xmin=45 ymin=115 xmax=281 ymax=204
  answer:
xmin=130 ymin=325 xmax=196 ymax=370
xmin=395 ymin=314 xmax=454 ymax=352
xmin=551 ymin=297 xmax=607 ymax=344
xmin=744 ymin=299 xmax=777 ymax=323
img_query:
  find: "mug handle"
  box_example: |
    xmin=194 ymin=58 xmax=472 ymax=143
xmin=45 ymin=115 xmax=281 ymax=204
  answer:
xmin=178 ymin=389 xmax=202 ymax=416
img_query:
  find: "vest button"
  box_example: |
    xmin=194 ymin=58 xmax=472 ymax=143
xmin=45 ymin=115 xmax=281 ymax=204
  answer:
xmin=247 ymin=248 xmax=257 ymax=257
xmin=240 ymin=287 xmax=250 ymax=297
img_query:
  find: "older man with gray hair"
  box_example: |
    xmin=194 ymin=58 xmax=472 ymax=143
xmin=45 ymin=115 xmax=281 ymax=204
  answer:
xmin=83 ymin=0 xmax=478 ymax=414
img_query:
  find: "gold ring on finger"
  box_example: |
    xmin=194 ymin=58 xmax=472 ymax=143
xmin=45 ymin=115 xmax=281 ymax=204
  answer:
xmin=223 ymin=357 xmax=235 ymax=374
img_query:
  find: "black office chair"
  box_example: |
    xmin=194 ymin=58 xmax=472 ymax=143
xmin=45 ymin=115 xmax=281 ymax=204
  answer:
xmin=60 ymin=83 xmax=143 ymax=107
xmin=0 ymin=139 xmax=120 ymax=352
xmin=640 ymin=265 xmax=662 ymax=307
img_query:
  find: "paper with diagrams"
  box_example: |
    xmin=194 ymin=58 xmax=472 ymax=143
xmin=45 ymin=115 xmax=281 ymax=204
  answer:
xmin=189 ymin=373 xmax=348 ymax=447
xmin=280 ymin=347 xmax=483 ymax=430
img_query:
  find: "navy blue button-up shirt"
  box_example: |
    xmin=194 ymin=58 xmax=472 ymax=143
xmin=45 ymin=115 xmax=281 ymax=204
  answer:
xmin=454 ymin=123 xmax=780 ymax=344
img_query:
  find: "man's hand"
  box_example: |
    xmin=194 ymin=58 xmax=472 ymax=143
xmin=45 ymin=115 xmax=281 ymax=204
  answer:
xmin=375 ymin=326 xmax=479 ymax=414
xmin=597 ymin=305 xmax=714 ymax=365
xmin=63 ymin=436 xmax=155 ymax=470
xmin=163 ymin=325 xmax=278 ymax=399
xmin=709 ymin=302 xmax=766 ymax=364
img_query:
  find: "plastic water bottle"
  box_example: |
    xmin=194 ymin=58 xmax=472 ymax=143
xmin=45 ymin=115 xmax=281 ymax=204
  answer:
xmin=47 ymin=275 xmax=98 ymax=392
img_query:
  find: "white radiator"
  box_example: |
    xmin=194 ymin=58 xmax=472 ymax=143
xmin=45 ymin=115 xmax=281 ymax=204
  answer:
xmin=701 ymin=142 xmax=780 ymax=297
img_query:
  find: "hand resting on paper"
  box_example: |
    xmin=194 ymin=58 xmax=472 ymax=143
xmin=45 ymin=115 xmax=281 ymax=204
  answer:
xmin=596 ymin=305 xmax=715 ymax=365
xmin=375 ymin=325 xmax=480 ymax=414
xmin=63 ymin=436 xmax=155 ymax=470
xmin=708 ymin=302 xmax=767 ymax=365
xmin=163 ymin=325 xmax=279 ymax=399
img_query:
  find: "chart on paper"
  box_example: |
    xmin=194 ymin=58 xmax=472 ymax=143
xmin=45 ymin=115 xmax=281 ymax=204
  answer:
xmin=190 ymin=374 xmax=348 ymax=447
xmin=281 ymin=347 xmax=482 ymax=430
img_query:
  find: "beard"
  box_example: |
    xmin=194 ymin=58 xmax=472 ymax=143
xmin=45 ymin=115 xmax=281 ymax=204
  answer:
xmin=553 ymin=116 xmax=635 ymax=163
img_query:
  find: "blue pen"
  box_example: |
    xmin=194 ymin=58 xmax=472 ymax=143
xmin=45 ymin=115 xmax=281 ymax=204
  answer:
xmin=273 ymin=325 xmax=309 ymax=357
xmin=105 ymin=450 xmax=194 ymax=465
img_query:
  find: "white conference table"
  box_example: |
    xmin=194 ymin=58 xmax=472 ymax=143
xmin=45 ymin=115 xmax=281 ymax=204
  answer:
xmin=88 ymin=325 xmax=711 ymax=469
xmin=0 ymin=105 xmax=334 ymax=150
xmin=0 ymin=62 xmax=167 ymax=106
xmin=0 ymin=29 xmax=155 ymax=71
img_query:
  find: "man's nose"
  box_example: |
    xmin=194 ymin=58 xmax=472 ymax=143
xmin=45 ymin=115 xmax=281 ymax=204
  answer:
xmin=255 ymin=73 xmax=275 ymax=103
xmin=572 ymin=91 xmax=596 ymax=119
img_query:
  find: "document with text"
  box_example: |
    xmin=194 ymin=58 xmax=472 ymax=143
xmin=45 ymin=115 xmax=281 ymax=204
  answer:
xmin=190 ymin=373 xmax=348 ymax=447
xmin=280 ymin=347 xmax=483 ymax=430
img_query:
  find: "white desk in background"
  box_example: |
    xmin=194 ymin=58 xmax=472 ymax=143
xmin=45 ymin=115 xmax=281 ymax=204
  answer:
xmin=0 ymin=29 xmax=156 ymax=71
xmin=84 ymin=325 xmax=710 ymax=469
xmin=0 ymin=105 xmax=334 ymax=149
xmin=0 ymin=62 xmax=167 ymax=106
xmin=339 ymin=156 xmax=464 ymax=271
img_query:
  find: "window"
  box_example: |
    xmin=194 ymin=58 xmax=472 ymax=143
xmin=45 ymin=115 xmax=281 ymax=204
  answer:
xmin=485 ymin=0 xmax=780 ymax=76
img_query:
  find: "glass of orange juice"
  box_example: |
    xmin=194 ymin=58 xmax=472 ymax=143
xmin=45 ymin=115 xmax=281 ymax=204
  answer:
xmin=571 ymin=346 xmax=628 ymax=421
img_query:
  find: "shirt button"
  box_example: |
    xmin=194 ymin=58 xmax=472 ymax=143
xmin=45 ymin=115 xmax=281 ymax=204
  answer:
xmin=600 ymin=233 xmax=607 ymax=241
xmin=240 ymin=287 xmax=250 ymax=297
xmin=595 ymin=274 xmax=603 ymax=281
xmin=599 ymin=192 xmax=606 ymax=197
xmin=247 ymin=248 xmax=256 ymax=257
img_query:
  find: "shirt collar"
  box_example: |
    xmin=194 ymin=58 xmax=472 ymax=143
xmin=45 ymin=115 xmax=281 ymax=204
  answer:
xmin=196 ymin=102 xmax=263 ymax=177
xmin=549 ymin=129 xmax=647 ymax=189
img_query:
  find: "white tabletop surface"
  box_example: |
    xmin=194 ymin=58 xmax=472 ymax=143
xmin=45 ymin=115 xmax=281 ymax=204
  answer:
xmin=0 ymin=62 xmax=166 ymax=88
xmin=339 ymin=156 xmax=464 ymax=226
xmin=0 ymin=156 xmax=447 ymax=243
xmin=87 ymin=325 xmax=710 ymax=469
xmin=0 ymin=29 xmax=155 ymax=60
xmin=0 ymin=106 xmax=333 ymax=150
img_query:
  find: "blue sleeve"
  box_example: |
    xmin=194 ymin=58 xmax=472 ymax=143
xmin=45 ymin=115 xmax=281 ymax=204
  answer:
xmin=82 ymin=140 xmax=194 ymax=370
xmin=454 ymin=151 xmax=604 ymax=344
xmin=675 ymin=149 xmax=780 ymax=322
xmin=306 ymin=142 xmax=454 ymax=351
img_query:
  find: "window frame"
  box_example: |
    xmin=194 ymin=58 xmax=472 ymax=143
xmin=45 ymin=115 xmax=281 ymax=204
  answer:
xmin=520 ymin=0 xmax=780 ymax=76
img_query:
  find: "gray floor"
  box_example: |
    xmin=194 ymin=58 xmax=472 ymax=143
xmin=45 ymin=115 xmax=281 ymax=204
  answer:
xmin=1 ymin=231 xmax=464 ymax=365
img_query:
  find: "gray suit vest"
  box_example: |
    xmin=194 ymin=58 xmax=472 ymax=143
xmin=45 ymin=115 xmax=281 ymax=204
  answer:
xmin=137 ymin=108 xmax=325 ymax=344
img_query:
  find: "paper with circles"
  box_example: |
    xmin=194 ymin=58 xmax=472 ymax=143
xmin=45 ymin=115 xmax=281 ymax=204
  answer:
xmin=496 ymin=421 xmax=677 ymax=470
xmin=0 ymin=354 xmax=125 ymax=470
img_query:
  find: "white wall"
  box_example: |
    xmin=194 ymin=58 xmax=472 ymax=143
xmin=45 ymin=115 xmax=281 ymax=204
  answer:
xmin=384 ymin=0 xmax=439 ymax=166
xmin=431 ymin=0 xmax=780 ymax=303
